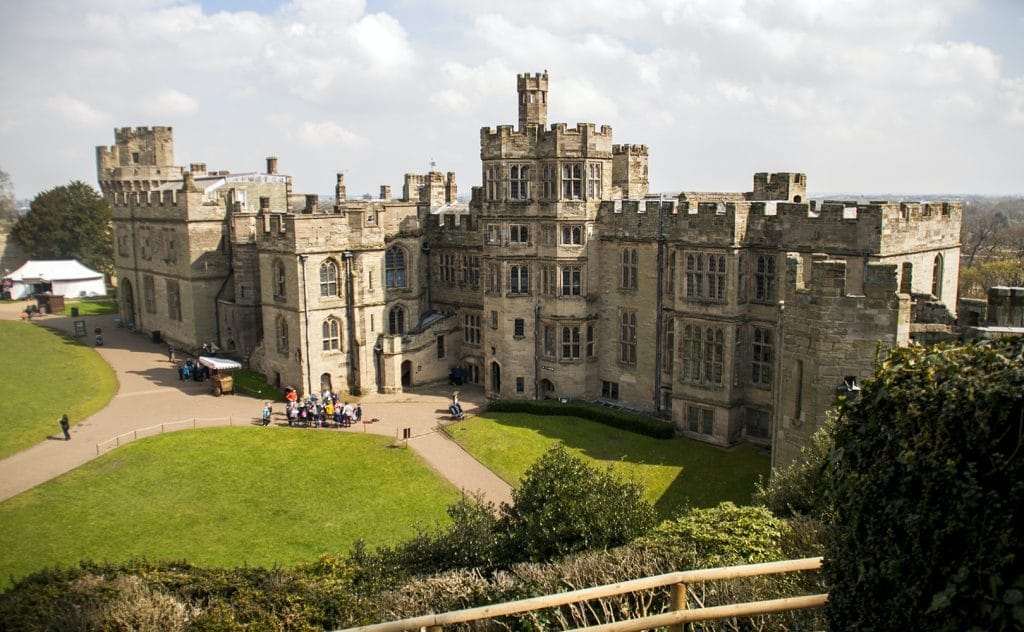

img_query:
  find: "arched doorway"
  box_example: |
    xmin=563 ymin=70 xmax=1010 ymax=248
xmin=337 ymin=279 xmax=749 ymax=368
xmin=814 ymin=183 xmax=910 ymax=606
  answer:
xmin=932 ymin=254 xmax=944 ymax=300
xmin=401 ymin=360 xmax=412 ymax=388
xmin=490 ymin=361 xmax=501 ymax=394
xmin=320 ymin=373 xmax=333 ymax=394
xmin=121 ymin=278 xmax=135 ymax=326
xmin=539 ymin=378 xmax=554 ymax=399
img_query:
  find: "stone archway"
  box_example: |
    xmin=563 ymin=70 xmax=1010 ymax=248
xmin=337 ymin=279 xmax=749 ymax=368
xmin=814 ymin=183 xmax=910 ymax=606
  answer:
xmin=490 ymin=361 xmax=501 ymax=395
xmin=401 ymin=360 xmax=412 ymax=388
xmin=539 ymin=378 xmax=554 ymax=399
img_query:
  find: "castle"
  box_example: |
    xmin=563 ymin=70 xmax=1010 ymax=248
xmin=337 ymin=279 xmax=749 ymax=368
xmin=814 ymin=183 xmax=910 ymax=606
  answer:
xmin=97 ymin=73 xmax=963 ymax=468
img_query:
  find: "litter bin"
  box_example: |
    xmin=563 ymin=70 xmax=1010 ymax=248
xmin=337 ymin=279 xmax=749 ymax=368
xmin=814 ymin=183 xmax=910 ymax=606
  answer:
xmin=70 ymin=307 xmax=79 ymax=317
xmin=152 ymin=330 xmax=162 ymax=343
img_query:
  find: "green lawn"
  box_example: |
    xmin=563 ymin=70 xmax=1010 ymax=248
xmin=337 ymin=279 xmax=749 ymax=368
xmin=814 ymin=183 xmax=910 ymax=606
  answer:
xmin=0 ymin=321 xmax=117 ymax=459
xmin=0 ymin=427 xmax=461 ymax=589
xmin=447 ymin=413 xmax=770 ymax=517
xmin=58 ymin=298 xmax=119 ymax=316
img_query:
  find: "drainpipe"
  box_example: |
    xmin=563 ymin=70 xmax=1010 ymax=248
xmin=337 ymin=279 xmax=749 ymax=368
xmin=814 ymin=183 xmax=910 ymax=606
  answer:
xmin=421 ymin=241 xmax=432 ymax=309
xmin=298 ymin=254 xmax=313 ymax=398
xmin=653 ymin=196 xmax=667 ymax=414
xmin=343 ymin=250 xmax=359 ymax=395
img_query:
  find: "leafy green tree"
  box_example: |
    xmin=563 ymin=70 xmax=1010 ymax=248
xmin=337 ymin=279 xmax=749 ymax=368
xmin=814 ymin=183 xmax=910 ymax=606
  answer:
xmin=0 ymin=168 xmax=15 ymax=219
xmin=824 ymin=338 xmax=1024 ymax=631
xmin=12 ymin=181 xmax=113 ymax=275
xmin=499 ymin=443 xmax=657 ymax=561
xmin=753 ymin=413 xmax=836 ymax=520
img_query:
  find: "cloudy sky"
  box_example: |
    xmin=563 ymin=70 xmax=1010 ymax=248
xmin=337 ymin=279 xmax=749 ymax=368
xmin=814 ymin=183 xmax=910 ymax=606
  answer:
xmin=1 ymin=0 xmax=1021 ymax=200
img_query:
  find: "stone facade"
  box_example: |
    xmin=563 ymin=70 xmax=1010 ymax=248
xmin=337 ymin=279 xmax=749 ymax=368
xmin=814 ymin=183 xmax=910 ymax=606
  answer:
xmin=97 ymin=73 xmax=963 ymax=467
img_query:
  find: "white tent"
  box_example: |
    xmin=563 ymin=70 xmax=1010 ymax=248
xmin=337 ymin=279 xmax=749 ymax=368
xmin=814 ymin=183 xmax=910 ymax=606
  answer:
xmin=3 ymin=259 xmax=106 ymax=300
xmin=197 ymin=356 xmax=242 ymax=371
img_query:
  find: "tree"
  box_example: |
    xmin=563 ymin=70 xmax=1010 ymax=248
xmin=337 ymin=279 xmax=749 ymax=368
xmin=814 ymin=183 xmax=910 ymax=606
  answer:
xmin=823 ymin=339 xmax=1024 ymax=631
xmin=12 ymin=181 xmax=113 ymax=275
xmin=499 ymin=444 xmax=657 ymax=561
xmin=0 ymin=168 xmax=15 ymax=219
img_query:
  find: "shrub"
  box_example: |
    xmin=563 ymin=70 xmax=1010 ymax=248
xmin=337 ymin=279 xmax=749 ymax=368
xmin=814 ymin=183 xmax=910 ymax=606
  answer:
xmin=486 ymin=399 xmax=674 ymax=439
xmin=499 ymin=444 xmax=657 ymax=561
xmin=643 ymin=502 xmax=784 ymax=567
xmin=824 ymin=338 xmax=1024 ymax=631
xmin=753 ymin=413 xmax=836 ymax=520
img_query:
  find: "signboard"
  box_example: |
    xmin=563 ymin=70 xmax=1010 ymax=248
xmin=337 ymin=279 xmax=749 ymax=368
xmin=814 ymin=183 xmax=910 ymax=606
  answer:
xmin=73 ymin=320 xmax=86 ymax=337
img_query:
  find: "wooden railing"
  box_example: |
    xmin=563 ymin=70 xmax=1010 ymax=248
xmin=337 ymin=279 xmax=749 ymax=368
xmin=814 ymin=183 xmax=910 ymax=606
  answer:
xmin=338 ymin=556 xmax=826 ymax=632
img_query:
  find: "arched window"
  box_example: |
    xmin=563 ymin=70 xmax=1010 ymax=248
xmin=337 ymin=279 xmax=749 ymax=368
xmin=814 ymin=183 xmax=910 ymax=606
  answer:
xmin=389 ymin=306 xmax=406 ymax=335
xmin=386 ymin=247 xmax=406 ymax=288
xmin=322 ymin=317 xmax=341 ymax=351
xmin=932 ymin=254 xmax=944 ymax=299
xmin=276 ymin=317 xmax=288 ymax=353
xmin=320 ymin=259 xmax=339 ymax=297
xmin=273 ymin=259 xmax=286 ymax=300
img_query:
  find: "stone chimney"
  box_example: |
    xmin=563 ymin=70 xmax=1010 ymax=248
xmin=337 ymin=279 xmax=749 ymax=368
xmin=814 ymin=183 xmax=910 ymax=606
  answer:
xmin=303 ymin=194 xmax=318 ymax=214
xmin=380 ymin=185 xmax=391 ymax=200
xmin=266 ymin=156 xmax=278 ymax=175
xmin=335 ymin=173 xmax=346 ymax=202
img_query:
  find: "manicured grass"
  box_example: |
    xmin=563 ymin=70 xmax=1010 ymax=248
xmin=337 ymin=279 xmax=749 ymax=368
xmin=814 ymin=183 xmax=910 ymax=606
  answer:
xmin=58 ymin=298 xmax=118 ymax=316
xmin=0 ymin=427 xmax=461 ymax=589
xmin=446 ymin=413 xmax=770 ymax=517
xmin=0 ymin=321 xmax=117 ymax=459
xmin=234 ymin=368 xmax=285 ymax=400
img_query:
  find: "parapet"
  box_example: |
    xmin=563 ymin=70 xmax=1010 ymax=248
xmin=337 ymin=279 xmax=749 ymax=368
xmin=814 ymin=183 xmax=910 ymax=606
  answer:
xmin=751 ymin=172 xmax=806 ymax=203
xmin=613 ymin=144 xmax=648 ymax=156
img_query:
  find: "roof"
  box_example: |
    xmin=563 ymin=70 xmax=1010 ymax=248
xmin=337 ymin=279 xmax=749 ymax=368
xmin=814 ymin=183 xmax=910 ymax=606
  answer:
xmin=5 ymin=259 xmax=103 ymax=283
xmin=197 ymin=356 xmax=242 ymax=371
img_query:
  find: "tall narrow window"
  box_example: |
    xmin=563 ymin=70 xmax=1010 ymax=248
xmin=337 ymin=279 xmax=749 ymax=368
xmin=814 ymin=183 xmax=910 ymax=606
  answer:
xmin=514 ymin=318 xmax=525 ymax=337
xmin=752 ymin=327 xmax=773 ymax=387
xmin=562 ymin=265 xmax=582 ymax=296
xmin=561 ymin=163 xmax=582 ymax=199
xmin=542 ymin=164 xmax=556 ymax=199
xmin=463 ymin=255 xmax=480 ymax=287
xmin=276 ymin=317 xmax=288 ymax=353
xmin=756 ymin=255 xmax=776 ymax=302
xmin=388 ymin=306 xmax=406 ymax=335
xmin=932 ymin=254 xmax=944 ymax=299
xmin=708 ymin=254 xmax=726 ymax=301
xmin=485 ymin=165 xmax=499 ymax=201
xmin=273 ymin=259 xmax=286 ymax=300
xmin=464 ymin=313 xmax=481 ymax=344
xmin=543 ymin=325 xmax=555 ymax=357
xmin=320 ymin=259 xmax=339 ymax=297
xmin=322 ymin=317 xmax=341 ymax=351
xmin=621 ymin=248 xmax=638 ymax=289
xmin=586 ymin=163 xmax=602 ymax=199
xmin=166 ymin=280 xmax=181 ymax=321
xmin=385 ymin=247 xmax=406 ymax=288
xmin=586 ymin=324 xmax=595 ymax=357
xmin=143 ymin=275 xmax=156 ymax=313
xmin=664 ymin=318 xmax=675 ymax=374
xmin=509 ymin=164 xmax=529 ymax=200
xmin=619 ymin=311 xmax=637 ymax=365
xmin=666 ymin=251 xmax=676 ymax=296
xmin=562 ymin=326 xmax=581 ymax=359
xmin=542 ymin=265 xmax=556 ymax=296
xmin=488 ymin=264 xmax=501 ymax=294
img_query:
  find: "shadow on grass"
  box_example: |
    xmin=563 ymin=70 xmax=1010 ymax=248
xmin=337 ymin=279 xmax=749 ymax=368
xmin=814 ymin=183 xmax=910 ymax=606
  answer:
xmin=476 ymin=413 xmax=770 ymax=517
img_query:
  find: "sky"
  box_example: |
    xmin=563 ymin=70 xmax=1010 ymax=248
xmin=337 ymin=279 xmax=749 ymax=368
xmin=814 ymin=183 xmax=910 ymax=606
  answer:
xmin=0 ymin=0 xmax=1021 ymax=201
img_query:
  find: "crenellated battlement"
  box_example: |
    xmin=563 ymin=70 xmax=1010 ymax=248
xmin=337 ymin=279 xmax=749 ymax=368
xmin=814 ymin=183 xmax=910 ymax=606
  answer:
xmin=613 ymin=144 xmax=648 ymax=156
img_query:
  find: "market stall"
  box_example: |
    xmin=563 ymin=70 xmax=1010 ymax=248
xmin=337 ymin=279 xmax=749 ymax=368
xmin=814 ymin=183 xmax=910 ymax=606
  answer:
xmin=198 ymin=356 xmax=242 ymax=396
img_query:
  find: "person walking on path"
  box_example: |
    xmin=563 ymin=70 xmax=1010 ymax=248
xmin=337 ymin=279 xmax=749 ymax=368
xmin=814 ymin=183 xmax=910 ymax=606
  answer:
xmin=168 ymin=344 xmax=175 ymax=362
xmin=262 ymin=403 xmax=273 ymax=426
xmin=59 ymin=414 xmax=70 ymax=441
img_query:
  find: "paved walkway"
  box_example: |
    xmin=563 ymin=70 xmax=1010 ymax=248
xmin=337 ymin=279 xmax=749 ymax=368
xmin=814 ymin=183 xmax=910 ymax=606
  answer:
xmin=0 ymin=302 xmax=512 ymax=506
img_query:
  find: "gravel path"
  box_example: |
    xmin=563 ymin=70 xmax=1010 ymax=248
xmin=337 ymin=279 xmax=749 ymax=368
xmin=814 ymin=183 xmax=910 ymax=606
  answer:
xmin=0 ymin=302 xmax=513 ymax=506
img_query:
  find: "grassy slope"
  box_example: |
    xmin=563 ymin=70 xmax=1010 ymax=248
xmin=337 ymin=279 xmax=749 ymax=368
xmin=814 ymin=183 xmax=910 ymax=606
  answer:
xmin=0 ymin=427 xmax=461 ymax=589
xmin=57 ymin=299 xmax=119 ymax=316
xmin=0 ymin=321 xmax=117 ymax=459
xmin=447 ymin=413 xmax=770 ymax=517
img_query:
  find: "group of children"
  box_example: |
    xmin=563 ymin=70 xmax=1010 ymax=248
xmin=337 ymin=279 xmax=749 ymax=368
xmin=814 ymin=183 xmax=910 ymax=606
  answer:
xmin=177 ymin=359 xmax=210 ymax=382
xmin=261 ymin=387 xmax=363 ymax=428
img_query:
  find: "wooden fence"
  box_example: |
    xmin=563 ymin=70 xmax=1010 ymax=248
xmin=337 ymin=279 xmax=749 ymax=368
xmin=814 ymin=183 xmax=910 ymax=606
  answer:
xmin=338 ymin=557 xmax=826 ymax=631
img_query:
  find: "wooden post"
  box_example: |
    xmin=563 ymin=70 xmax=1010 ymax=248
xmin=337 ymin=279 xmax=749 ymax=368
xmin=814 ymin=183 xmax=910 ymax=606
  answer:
xmin=669 ymin=582 xmax=687 ymax=632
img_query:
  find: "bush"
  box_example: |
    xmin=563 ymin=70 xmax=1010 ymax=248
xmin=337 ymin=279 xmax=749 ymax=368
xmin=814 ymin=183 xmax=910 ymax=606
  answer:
xmin=487 ymin=399 xmax=674 ymax=439
xmin=499 ymin=444 xmax=657 ymax=561
xmin=824 ymin=338 xmax=1024 ymax=631
xmin=753 ymin=413 xmax=836 ymax=520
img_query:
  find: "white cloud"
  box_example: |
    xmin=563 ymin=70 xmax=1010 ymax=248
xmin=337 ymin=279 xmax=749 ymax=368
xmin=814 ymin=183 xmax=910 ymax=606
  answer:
xmin=430 ymin=89 xmax=471 ymax=112
xmin=715 ymin=81 xmax=752 ymax=104
xmin=143 ymin=88 xmax=200 ymax=117
xmin=47 ymin=95 xmax=107 ymax=125
xmin=347 ymin=12 xmax=415 ymax=74
xmin=294 ymin=121 xmax=363 ymax=149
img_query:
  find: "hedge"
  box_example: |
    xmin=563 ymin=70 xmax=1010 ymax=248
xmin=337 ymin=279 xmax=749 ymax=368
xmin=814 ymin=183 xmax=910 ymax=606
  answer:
xmin=486 ymin=399 xmax=675 ymax=439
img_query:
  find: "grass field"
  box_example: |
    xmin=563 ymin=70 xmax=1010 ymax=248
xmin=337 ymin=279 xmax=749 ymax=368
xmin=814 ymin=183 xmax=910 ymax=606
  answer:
xmin=0 ymin=321 xmax=117 ymax=459
xmin=446 ymin=413 xmax=770 ymax=517
xmin=0 ymin=427 xmax=461 ymax=589
xmin=58 ymin=298 xmax=119 ymax=316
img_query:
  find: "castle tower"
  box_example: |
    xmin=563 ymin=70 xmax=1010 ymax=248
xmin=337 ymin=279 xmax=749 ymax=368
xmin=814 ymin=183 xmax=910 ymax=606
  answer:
xmin=517 ymin=72 xmax=548 ymax=131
